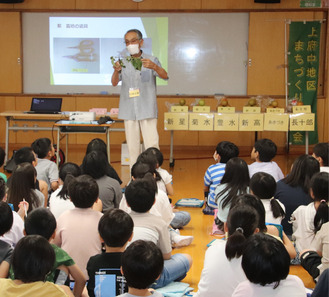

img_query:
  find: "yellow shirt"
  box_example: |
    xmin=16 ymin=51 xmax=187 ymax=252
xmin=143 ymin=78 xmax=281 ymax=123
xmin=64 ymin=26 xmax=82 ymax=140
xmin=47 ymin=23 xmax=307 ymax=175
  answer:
xmin=0 ymin=279 xmax=69 ymax=297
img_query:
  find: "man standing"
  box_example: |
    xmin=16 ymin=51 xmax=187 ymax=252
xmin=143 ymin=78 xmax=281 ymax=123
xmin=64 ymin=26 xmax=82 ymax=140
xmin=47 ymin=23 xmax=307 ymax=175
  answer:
xmin=111 ymin=29 xmax=168 ymax=167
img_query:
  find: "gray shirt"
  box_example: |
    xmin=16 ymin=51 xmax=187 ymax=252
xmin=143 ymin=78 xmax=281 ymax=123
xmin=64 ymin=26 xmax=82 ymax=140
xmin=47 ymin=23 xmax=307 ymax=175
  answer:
xmin=118 ymin=52 xmax=162 ymax=121
xmin=35 ymin=158 xmax=59 ymax=190
xmin=96 ymin=175 xmax=122 ymax=212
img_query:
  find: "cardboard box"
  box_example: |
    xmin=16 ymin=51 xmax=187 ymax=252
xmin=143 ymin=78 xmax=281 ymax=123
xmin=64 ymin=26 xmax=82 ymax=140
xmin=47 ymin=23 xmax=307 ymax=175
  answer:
xmin=121 ymin=143 xmax=144 ymax=166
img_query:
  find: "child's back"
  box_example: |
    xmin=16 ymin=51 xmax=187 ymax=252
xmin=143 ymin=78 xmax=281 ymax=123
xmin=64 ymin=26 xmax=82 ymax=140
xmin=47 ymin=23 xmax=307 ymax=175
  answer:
xmin=53 ymin=175 xmax=103 ymax=279
xmin=87 ymin=209 xmax=133 ymax=297
xmin=31 ymin=138 xmax=59 ymax=191
xmin=248 ymin=139 xmax=284 ymax=181
xmin=204 ymin=141 xmax=239 ymax=210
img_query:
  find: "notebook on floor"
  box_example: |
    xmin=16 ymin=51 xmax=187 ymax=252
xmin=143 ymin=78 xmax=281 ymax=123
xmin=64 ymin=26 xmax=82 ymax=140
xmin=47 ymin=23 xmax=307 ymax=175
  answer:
xmin=25 ymin=97 xmax=62 ymax=114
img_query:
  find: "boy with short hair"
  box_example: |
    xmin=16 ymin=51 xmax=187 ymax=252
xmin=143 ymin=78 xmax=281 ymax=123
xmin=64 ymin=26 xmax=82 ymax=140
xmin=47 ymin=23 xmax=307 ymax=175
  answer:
xmin=125 ymin=176 xmax=192 ymax=289
xmin=117 ymin=240 xmax=164 ymax=297
xmin=15 ymin=208 xmax=86 ymax=296
xmin=87 ymin=208 xmax=134 ymax=297
xmin=248 ymin=138 xmax=284 ymax=181
xmin=31 ymin=137 xmax=59 ymax=191
xmin=204 ymin=141 xmax=239 ymax=211
xmin=0 ymin=201 xmax=14 ymax=278
xmin=53 ymin=175 xmax=103 ymax=279
xmin=313 ymin=142 xmax=329 ymax=173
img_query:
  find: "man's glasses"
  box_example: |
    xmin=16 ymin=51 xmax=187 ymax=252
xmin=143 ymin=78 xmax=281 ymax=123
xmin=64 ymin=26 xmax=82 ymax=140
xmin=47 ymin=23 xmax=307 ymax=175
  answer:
xmin=124 ymin=38 xmax=140 ymax=46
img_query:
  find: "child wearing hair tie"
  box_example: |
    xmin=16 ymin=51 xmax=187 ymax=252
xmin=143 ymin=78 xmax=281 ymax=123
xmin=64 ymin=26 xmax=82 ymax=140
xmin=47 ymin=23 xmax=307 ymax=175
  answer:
xmin=291 ymin=172 xmax=329 ymax=263
xmin=195 ymin=205 xmax=260 ymax=297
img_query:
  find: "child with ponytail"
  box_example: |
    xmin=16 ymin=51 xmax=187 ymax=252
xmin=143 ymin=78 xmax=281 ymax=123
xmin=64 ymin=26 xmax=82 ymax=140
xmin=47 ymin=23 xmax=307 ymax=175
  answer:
xmin=195 ymin=205 xmax=259 ymax=297
xmin=295 ymin=172 xmax=329 ymax=281
xmin=291 ymin=172 xmax=329 ymax=255
xmin=250 ymin=172 xmax=285 ymax=225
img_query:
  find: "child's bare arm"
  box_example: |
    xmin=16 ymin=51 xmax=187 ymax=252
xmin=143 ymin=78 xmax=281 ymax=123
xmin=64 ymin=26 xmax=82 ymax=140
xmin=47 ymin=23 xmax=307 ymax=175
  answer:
xmin=282 ymin=231 xmax=297 ymax=259
xmin=0 ymin=261 xmax=10 ymax=278
xmin=51 ymin=180 xmax=59 ymax=192
xmin=68 ymin=264 xmax=87 ymax=297
xmin=165 ymin=183 xmax=174 ymax=196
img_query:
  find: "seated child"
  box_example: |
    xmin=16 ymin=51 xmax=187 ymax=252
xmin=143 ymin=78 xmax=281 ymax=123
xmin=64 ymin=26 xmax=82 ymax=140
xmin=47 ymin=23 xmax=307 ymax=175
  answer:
xmin=125 ymin=176 xmax=192 ymax=288
xmin=292 ymin=172 xmax=329 ymax=254
xmin=53 ymin=175 xmax=103 ymax=279
xmin=0 ymin=146 xmax=7 ymax=183
xmin=232 ymin=233 xmax=305 ymax=297
xmin=31 ymin=137 xmax=59 ymax=191
xmin=313 ymin=142 xmax=329 ymax=173
xmin=144 ymin=147 xmax=174 ymax=196
xmin=135 ymin=153 xmax=191 ymax=230
xmin=7 ymin=162 xmax=44 ymax=213
xmin=85 ymin=138 xmax=122 ymax=184
xmin=248 ymin=138 xmax=284 ymax=181
xmin=0 ymin=178 xmax=25 ymax=248
xmin=87 ymin=208 xmax=133 ymax=297
xmin=195 ymin=205 xmax=259 ymax=297
xmin=49 ymin=162 xmax=81 ymax=219
xmin=0 ymin=201 xmax=14 ymax=278
xmin=295 ymin=172 xmax=329 ymax=279
xmin=301 ymin=222 xmax=329 ymax=283
xmin=204 ymin=141 xmax=239 ymax=211
xmin=23 ymin=208 xmax=86 ymax=296
xmin=250 ymin=172 xmax=285 ymax=225
xmin=82 ymin=150 xmax=122 ymax=212
xmin=120 ymin=162 xmax=193 ymax=247
xmin=0 ymin=235 xmax=73 ymax=297
xmin=12 ymin=146 xmax=48 ymax=202
xmin=233 ymin=194 xmax=296 ymax=259
xmin=117 ymin=240 xmax=164 ymax=297
xmin=215 ymin=157 xmax=249 ymax=230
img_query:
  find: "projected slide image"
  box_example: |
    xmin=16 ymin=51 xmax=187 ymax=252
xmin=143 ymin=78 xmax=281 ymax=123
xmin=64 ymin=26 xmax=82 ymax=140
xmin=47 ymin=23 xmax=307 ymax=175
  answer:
xmin=49 ymin=16 xmax=168 ymax=86
xmin=53 ymin=38 xmax=100 ymax=74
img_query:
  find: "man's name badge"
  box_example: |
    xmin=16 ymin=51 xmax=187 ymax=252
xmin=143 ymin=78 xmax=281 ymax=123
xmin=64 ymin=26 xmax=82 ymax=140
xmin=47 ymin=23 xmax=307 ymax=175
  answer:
xmin=129 ymin=88 xmax=140 ymax=98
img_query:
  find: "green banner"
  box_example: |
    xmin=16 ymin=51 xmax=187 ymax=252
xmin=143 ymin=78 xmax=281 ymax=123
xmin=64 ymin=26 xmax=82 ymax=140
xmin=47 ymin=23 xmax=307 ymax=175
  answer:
xmin=288 ymin=21 xmax=321 ymax=145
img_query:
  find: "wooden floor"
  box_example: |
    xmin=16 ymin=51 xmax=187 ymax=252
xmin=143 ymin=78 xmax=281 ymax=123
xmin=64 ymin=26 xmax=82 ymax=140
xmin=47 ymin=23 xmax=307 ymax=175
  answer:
xmin=2 ymin=145 xmax=315 ymax=291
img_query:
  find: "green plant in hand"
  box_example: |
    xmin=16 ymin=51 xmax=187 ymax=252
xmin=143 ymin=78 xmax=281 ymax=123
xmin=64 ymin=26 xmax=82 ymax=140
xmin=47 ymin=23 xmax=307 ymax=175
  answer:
xmin=111 ymin=56 xmax=125 ymax=68
xmin=126 ymin=56 xmax=143 ymax=71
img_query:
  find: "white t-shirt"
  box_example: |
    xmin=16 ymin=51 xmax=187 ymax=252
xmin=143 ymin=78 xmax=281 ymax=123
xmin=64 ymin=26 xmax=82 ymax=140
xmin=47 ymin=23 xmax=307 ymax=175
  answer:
xmin=248 ymin=161 xmax=284 ymax=182
xmin=195 ymin=239 xmax=247 ymax=297
xmin=119 ymin=189 xmax=174 ymax=226
xmin=49 ymin=185 xmax=75 ymax=219
xmin=1 ymin=211 xmax=24 ymax=248
xmin=232 ymin=275 xmax=305 ymax=297
xmin=311 ymin=222 xmax=329 ymax=276
xmin=291 ymin=202 xmax=316 ymax=252
xmin=320 ymin=166 xmax=329 ymax=173
xmin=157 ymin=167 xmax=172 ymax=193
xmin=261 ymin=199 xmax=285 ymax=225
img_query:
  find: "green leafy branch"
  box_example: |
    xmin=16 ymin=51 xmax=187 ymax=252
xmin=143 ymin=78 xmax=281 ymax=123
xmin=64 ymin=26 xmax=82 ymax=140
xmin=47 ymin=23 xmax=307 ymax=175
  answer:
xmin=110 ymin=56 xmax=142 ymax=71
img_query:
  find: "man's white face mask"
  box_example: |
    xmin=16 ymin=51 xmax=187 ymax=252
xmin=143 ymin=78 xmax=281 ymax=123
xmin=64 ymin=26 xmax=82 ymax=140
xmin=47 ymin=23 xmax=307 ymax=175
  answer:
xmin=126 ymin=44 xmax=140 ymax=55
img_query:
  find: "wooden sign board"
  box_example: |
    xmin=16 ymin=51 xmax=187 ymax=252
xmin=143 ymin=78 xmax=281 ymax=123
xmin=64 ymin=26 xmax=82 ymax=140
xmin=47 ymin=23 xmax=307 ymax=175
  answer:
xmin=243 ymin=106 xmax=261 ymax=113
xmin=289 ymin=113 xmax=315 ymax=131
xmin=214 ymin=113 xmax=239 ymax=131
xmin=239 ymin=113 xmax=264 ymax=131
xmin=292 ymin=105 xmax=311 ymax=114
xmin=264 ymin=113 xmax=289 ymax=131
xmin=217 ymin=106 xmax=235 ymax=113
xmin=189 ymin=113 xmax=214 ymax=131
xmin=193 ymin=106 xmax=211 ymax=113
xmin=171 ymin=105 xmax=189 ymax=112
xmin=164 ymin=112 xmax=189 ymax=130
xmin=266 ymin=108 xmax=285 ymax=114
